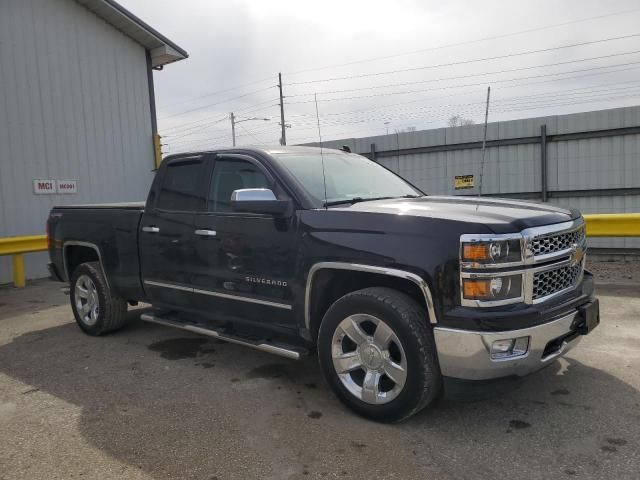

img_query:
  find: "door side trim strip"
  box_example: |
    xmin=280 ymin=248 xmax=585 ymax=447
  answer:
xmin=145 ymin=279 xmax=192 ymax=292
xmin=144 ymin=279 xmax=293 ymax=310
xmin=304 ymin=262 xmax=438 ymax=331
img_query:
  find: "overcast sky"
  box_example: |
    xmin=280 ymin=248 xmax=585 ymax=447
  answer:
xmin=118 ymin=0 xmax=640 ymax=153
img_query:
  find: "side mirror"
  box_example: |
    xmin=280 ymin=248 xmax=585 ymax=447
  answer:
xmin=230 ymin=188 xmax=290 ymax=215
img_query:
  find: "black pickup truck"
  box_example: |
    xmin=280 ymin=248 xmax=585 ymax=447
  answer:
xmin=47 ymin=146 xmax=599 ymax=422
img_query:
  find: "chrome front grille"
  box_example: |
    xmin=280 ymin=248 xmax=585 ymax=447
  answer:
xmin=531 ymin=226 xmax=585 ymax=257
xmin=460 ymin=218 xmax=587 ymax=307
xmin=532 ymin=263 xmax=582 ymax=300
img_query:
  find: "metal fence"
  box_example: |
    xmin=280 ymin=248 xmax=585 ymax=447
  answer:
xmin=305 ymin=105 xmax=640 ymax=251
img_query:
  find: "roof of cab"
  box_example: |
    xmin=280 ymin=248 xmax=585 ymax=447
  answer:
xmin=171 ymin=146 xmax=348 ymax=158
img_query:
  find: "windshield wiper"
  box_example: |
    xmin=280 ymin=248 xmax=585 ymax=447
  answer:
xmin=324 ymin=194 xmax=420 ymax=207
xmin=324 ymin=197 xmax=367 ymax=207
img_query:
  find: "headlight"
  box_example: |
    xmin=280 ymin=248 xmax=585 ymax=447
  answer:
xmin=461 ymin=274 xmax=523 ymax=303
xmin=460 ymin=238 xmax=522 ymax=266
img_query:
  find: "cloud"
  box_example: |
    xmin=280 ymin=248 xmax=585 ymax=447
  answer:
xmin=117 ymin=0 xmax=640 ymax=152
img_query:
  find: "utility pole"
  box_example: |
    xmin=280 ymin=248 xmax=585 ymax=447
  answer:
xmin=230 ymin=112 xmax=236 ymax=147
xmin=278 ymin=72 xmax=286 ymax=146
xmin=478 ymin=86 xmax=491 ymax=197
xmin=229 ymin=112 xmax=270 ymax=147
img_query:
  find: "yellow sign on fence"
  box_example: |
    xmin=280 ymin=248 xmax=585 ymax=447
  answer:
xmin=454 ymin=174 xmax=475 ymax=189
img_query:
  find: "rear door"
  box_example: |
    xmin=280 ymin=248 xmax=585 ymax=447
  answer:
xmin=139 ymin=155 xmax=210 ymax=310
xmin=191 ymin=154 xmax=299 ymax=329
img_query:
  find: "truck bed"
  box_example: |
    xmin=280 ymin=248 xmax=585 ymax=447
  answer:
xmin=48 ymin=204 xmax=145 ymax=300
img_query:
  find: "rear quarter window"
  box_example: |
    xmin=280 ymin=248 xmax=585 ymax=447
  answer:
xmin=156 ymin=160 xmax=207 ymax=212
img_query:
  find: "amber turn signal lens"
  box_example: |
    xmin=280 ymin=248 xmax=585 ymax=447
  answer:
xmin=462 ymin=244 xmax=490 ymax=261
xmin=462 ymin=279 xmax=490 ymax=298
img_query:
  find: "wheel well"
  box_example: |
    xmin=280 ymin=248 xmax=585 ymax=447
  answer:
xmin=64 ymin=245 xmax=99 ymax=280
xmin=308 ymin=269 xmax=430 ymax=340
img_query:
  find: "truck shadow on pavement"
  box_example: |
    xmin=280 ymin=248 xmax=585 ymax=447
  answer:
xmin=0 ymin=309 xmax=638 ymax=480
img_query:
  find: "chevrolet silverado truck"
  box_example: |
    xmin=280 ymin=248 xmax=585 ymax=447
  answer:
xmin=47 ymin=146 xmax=599 ymax=422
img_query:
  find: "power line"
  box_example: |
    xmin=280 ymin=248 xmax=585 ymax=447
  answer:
xmin=160 ymin=34 xmax=640 ymax=142
xmin=493 ymin=91 xmax=640 ymax=113
xmin=300 ymin=76 xmax=640 ymax=122
xmin=162 ymin=115 xmax=229 ymax=139
xmin=288 ymin=90 xmax=640 ymax=145
xmin=285 ymin=85 xmax=640 ymax=133
xmin=238 ymin=125 xmax=270 ymax=145
xmin=159 ymin=85 xmax=276 ymax=120
xmin=289 ymin=118 xmax=451 ymax=144
xmin=287 ymin=82 xmax=640 ymax=127
xmin=289 ymin=108 xmax=483 ymax=134
xmin=287 ymin=33 xmax=640 ymax=86
xmin=284 ymin=8 xmax=640 ymax=77
xmin=161 ymin=99 xmax=278 ymax=137
xmin=163 ymin=99 xmax=277 ymax=133
xmin=159 ymin=75 xmax=276 ymax=111
xmin=286 ymin=61 xmax=640 ymax=105
xmin=167 ymin=131 xmax=233 ymax=147
xmin=162 ymin=106 xmax=278 ymax=142
xmin=166 ymin=116 xmax=278 ymax=146
xmin=162 ymin=8 xmax=640 ymax=115
xmin=286 ymin=49 xmax=640 ymax=98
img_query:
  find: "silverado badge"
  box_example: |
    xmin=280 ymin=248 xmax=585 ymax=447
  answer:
xmin=245 ymin=276 xmax=288 ymax=287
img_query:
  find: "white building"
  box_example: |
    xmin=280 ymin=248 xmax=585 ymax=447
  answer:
xmin=0 ymin=0 xmax=187 ymax=283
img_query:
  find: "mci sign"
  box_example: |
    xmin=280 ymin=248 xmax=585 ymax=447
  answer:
xmin=33 ymin=179 xmax=55 ymax=194
xmin=33 ymin=179 xmax=77 ymax=194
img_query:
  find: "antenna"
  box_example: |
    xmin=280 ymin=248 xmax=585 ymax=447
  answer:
xmin=478 ymin=86 xmax=491 ymax=197
xmin=314 ymin=93 xmax=329 ymax=209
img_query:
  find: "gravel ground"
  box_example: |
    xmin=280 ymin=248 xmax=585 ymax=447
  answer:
xmin=0 ymin=276 xmax=638 ymax=480
xmin=588 ymin=255 xmax=640 ymax=285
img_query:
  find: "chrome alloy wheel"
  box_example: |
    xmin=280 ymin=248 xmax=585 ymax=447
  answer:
xmin=75 ymin=274 xmax=100 ymax=326
xmin=331 ymin=314 xmax=407 ymax=405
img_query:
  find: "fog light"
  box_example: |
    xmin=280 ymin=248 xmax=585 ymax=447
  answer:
xmin=513 ymin=337 xmax=529 ymax=356
xmin=491 ymin=339 xmax=515 ymax=355
xmin=491 ymin=336 xmax=529 ymax=359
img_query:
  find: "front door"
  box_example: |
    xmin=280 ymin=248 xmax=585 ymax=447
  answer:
xmin=139 ymin=155 xmax=209 ymax=311
xmin=191 ymin=154 xmax=298 ymax=330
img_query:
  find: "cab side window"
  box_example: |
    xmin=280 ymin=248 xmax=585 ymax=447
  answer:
xmin=156 ymin=159 xmax=207 ymax=212
xmin=208 ymin=158 xmax=270 ymax=212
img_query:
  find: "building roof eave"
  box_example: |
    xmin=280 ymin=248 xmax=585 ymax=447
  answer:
xmin=75 ymin=0 xmax=188 ymax=67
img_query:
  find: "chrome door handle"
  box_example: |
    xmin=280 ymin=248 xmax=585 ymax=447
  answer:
xmin=195 ymin=229 xmax=217 ymax=237
xmin=142 ymin=226 xmax=160 ymax=233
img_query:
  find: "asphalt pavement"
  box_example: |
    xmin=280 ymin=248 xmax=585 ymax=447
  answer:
xmin=0 ymin=279 xmax=638 ymax=479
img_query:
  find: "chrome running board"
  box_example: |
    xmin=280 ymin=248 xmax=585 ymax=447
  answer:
xmin=140 ymin=312 xmax=302 ymax=360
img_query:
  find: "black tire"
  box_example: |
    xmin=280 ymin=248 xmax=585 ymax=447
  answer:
xmin=70 ymin=261 xmax=128 ymax=336
xmin=317 ymin=287 xmax=441 ymax=422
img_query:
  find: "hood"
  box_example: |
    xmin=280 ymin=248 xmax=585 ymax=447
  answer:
xmin=330 ymin=196 xmax=579 ymax=234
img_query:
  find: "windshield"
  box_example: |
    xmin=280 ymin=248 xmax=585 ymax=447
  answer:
xmin=273 ymin=152 xmax=423 ymax=206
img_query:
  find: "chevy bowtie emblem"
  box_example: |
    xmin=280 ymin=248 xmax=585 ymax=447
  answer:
xmin=569 ymin=243 xmax=584 ymax=267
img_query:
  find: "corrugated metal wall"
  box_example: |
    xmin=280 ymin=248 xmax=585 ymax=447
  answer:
xmin=309 ymin=106 xmax=640 ymax=250
xmin=0 ymin=0 xmax=155 ymax=283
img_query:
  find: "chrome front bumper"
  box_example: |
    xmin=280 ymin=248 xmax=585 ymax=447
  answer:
xmin=433 ymin=311 xmax=584 ymax=381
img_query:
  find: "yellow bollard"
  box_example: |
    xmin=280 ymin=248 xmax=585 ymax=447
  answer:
xmin=12 ymin=254 xmax=26 ymax=288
